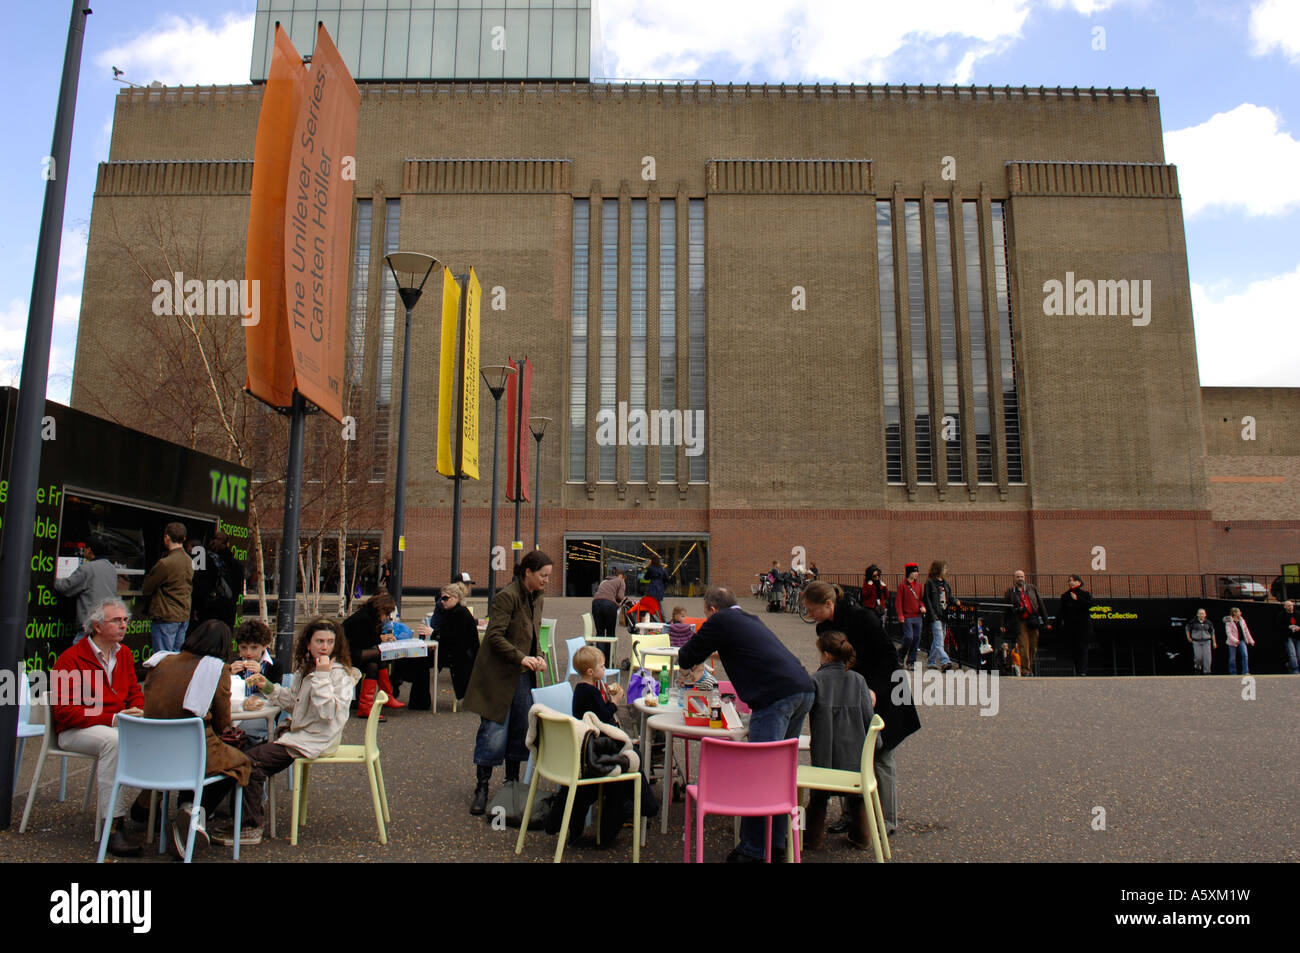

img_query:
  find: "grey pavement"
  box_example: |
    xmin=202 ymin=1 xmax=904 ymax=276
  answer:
xmin=4 ymin=595 xmax=1297 ymax=863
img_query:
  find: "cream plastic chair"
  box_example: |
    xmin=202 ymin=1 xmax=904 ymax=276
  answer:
xmin=515 ymin=706 xmax=641 ymax=863
xmin=796 ymin=714 xmax=890 ymax=862
xmin=582 ymin=613 xmax=594 ymax=640
xmin=18 ymin=689 xmax=101 ymax=838
xmin=290 ymin=690 xmax=391 ymax=846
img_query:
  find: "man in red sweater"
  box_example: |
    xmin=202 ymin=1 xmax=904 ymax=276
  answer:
xmin=51 ymin=597 xmax=145 ymax=856
xmin=895 ymin=563 xmax=926 ymax=666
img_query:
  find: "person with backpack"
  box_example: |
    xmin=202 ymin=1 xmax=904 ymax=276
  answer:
xmin=193 ymin=530 xmax=243 ymax=629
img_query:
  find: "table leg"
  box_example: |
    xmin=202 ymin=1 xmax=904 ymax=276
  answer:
xmin=430 ymin=643 xmax=439 ymax=715
xmin=661 ymin=729 xmax=673 ymax=835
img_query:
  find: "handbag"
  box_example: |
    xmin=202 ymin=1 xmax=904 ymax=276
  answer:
xmin=625 ymin=668 xmax=654 ymax=706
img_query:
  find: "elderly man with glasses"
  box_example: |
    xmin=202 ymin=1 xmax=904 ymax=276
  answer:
xmin=50 ymin=597 xmax=145 ymax=856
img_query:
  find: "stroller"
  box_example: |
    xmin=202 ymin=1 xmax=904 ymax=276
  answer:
xmin=622 ymin=595 xmax=663 ymax=632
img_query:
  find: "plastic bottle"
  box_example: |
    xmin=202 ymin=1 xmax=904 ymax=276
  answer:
xmin=709 ymin=689 xmax=723 ymax=729
xmin=658 ymin=667 xmax=669 ymax=704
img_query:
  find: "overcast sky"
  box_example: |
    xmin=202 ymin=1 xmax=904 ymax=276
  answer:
xmin=1 ymin=0 xmax=1297 ymax=402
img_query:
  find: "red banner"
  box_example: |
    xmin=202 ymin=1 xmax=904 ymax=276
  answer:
xmin=506 ymin=357 xmax=532 ymax=502
xmin=243 ymin=26 xmax=305 ymax=409
xmin=282 ymin=25 xmax=360 ymax=423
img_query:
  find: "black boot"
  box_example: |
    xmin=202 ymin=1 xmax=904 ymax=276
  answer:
xmin=504 ymin=760 xmax=521 ymax=784
xmin=470 ymin=765 xmax=491 ymax=816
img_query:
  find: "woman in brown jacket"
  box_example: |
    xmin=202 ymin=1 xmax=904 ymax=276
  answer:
xmin=463 ymin=550 xmax=552 ymax=815
xmin=143 ymin=619 xmax=251 ymax=854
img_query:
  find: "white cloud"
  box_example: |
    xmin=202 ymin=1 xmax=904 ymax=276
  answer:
xmin=1193 ymin=264 xmax=1300 ymax=387
xmin=96 ymin=13 xmax=255 ymax=87
xmin=598 ymin=0 xmax=1119 ymax=84
xmin=1249 ymin=0 xmax=1300 ymax=62
xmin=1165 ymin=104 xmax=1300 ymax=218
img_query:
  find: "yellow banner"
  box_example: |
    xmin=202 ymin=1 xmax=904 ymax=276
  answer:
xmin=436 ymin=268 xmax=459 ymax=477
xmin=460 ymin=268 xmax=481 ymax=480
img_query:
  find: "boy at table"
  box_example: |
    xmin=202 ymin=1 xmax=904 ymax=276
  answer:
xmin=230 ymin=620 xmax=283 ymax=742
xmin=676 ymin=586 xmax=814 ymax=863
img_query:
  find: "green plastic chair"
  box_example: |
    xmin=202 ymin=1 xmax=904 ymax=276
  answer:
xmin=538 ymin=618 xmax=556 ymax=687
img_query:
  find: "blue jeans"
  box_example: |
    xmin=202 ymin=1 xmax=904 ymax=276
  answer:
xmin=737 ymin=690 xmax=814 ymax=860
xmin=1227 ymin=642 xmax=1250 ymax=675
xmin=1285 ymin=637 xmax=1300 ymax=675
xmin=900 ymin=617 xmax=923 ymax=665
xmin=473 ymin=671 xmax=534 ymax=766
xmin=152 ymin=620 xmax=187 ymax=653
xmin=927 ymin=619 xmax=951 ymax=668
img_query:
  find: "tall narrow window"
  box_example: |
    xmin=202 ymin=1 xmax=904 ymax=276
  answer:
xmin=658 ymin=201 xmax=677 ymax=483
xmin=629 ymin=199 xmax=647 ymax=482
xmin=904 ymin=201 xmax=932 ymax=483
xmin=348 ymin=199 xmax=372 ymax=386
xmin=687 ymin=199 xmax=707 ymax=483
xmin=371 ymin=198 xmax=400 ymax=482
xmin=962 ymin=201 xmax=994 ymax=483
xmin=991 ymin=202 xmax=1024 ymax=483
xmin=599 ymin=201 xmax=618 ymax=482
xmin=568 ymin=199 xmax=589 ymax=481
xmin=934 ymin=202 xmax=963 ymax=484
xmin=877 ymin=201 xmax=902 ymax=484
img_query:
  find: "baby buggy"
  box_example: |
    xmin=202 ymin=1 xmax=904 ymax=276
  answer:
xmin=622 ymin=594 xmax=663 ymax=632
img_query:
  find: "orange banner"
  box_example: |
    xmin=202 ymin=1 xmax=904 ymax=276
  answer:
xmin=243 ymin=26 xmax=306 ymax=409
xmin=283 ymin=25 xmax=360 ymax=423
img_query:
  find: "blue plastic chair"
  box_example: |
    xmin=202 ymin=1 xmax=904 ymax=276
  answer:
xmin=13 ymin=672 xmax=44 ymax=790
xmin=563 ymin=636 xmax=619 ymax=683
xmin=97 ymin=715 xmax=243 ymax=863
xmin=523 ymin=683 xmax=577 ymax=783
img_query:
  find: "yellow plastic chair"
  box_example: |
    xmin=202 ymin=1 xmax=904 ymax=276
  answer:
xmin=631 ymin=632 xmax=672 ymax=674
xmin=796 ymin=714 xmax=890 ymax=862
xmin=582 ymin=612 xmax=594 ymax=640
xmin=290 ymin=690 xmax=391 ymax=846
xmin=515 ymin=707 xmax=641 ymax=863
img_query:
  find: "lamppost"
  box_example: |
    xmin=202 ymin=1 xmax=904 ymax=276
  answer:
xmin=529 ymin=417 xmax=551 ymax=551
xmin=481 ymin=364 xmax=516 ymax=604
xmin=383 ymin=252 xmax=440 ymax=617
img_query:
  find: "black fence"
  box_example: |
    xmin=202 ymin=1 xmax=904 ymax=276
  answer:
xmin=813 ymin=572 xmax=1295 ymax=604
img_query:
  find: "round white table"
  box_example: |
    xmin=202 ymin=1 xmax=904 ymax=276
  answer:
xmin=645 ymin=707 xmax=748 ymax=834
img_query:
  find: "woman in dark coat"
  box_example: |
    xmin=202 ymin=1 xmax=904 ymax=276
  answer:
xmin=343 ymin=592 xmax=402 ymax=717
xmin=1056 ymin=574 xmax=1093 ymax=676
xmin=435 ymin=581 xmax=480 ymax=703
xmin=143 ymin=619 xmax=251 ymax=853
xmin=642 ymin=555 xmax=669 ymax=609
xmin=802 ymin=580 xmax=920 ymax=837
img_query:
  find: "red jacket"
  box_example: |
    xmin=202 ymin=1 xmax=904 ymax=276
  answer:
xmin=51 ymin=637 xmax=144 ymax=734
xmin=896 ymin=579 xmax=924 ymax=620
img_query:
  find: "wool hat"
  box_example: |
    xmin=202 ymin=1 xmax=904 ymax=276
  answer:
xmin=904 ymin=562 xmax=919 ymax=574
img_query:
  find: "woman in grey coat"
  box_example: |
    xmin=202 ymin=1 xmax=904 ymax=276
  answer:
xmin=804 ymin=630 xmax=875 ymax=850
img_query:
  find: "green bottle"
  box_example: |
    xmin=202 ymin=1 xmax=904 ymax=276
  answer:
xmin=658 ymin=667 xmax=669 ymax=704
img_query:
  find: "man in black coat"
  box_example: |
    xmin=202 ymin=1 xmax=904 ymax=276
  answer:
xmin=1056 ymin=575 xmax=1093 ymax=676
xmin=1002 ymin=570 xmax=1047 ymax=677
xmin=192 ymin=531 xmax=243 ymax=629
xmin=678 ymin=586 xmax=814 ymax=862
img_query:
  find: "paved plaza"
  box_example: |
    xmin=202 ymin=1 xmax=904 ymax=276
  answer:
xmin=4 ymin=596 xmax=1297 ymax=864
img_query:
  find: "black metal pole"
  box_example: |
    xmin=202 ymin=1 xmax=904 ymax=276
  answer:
xmin=0 ymin=0 xmax=91 ymax=829
xmin=391 ymin=297 xmax=416 ymax=615
xmin=487 ymin=391 xmax=504 ymax=603
xmin=449 ymin=275 xmax=468 ymax=578
xmin=533 ymin=433 xmax=543 ymax=550
xmin=512 ymin=360 xmax=523 ymax=568
xmin=275 ymin=393 xmax=307 ymax=669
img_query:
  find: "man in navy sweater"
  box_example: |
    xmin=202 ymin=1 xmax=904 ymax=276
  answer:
xmin=678 ymin=586 xmax=814 ymax=862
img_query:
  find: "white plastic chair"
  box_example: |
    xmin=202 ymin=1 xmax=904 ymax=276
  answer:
xmin=98 ymin=714 xmax=243 ymax=863
xmin=19 ymin=689 xmax=101 ymax=838
xmin=13 ymin=672 xmax=44 ymax=789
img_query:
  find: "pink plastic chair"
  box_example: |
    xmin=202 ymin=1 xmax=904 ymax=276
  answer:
xmin=683 ymin=737 xmax=801 ymax=863
xmin=716 ymin=680 xmax=751 ymax=715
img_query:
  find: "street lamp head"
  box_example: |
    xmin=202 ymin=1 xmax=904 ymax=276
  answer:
xmin=529 ymin=416 xmax=551 ymax=442
xmin=481 ymin=364 xmax=516 ymax=398
xmin=384 ymin=252 xmax=441 ymax=309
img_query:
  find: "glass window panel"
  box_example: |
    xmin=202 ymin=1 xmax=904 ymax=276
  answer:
xmin=934 ymin=202 xmax=963 ymax=484
xmin=251 ymin=14 xmax=270 ymax=82
xmin=963 ymin=201 xmax=994 ymax=483
xmin=551 ymin=8 xmax=576 ymax=76
xmin=359 ymin=9 xmax=386 ymax=77
xmin=372 ymin=199 xmax=401 ymax=481
xmin=576 ymin=6 xmax=590 ymax=77
xmin=479 ymin=8 xmax=507 ymax=78
xmin=289 ymin=10 xmax=317 ymax=56
xmin=337 ymin=11 xmax=364 ymax=73
xmin=455 ymin=6 xmax=481 ymax=77
xmin=526 ymin=8 xmax=553 ymax=78
xmin=877 ymin=201 xmax=902 ymax=484
xmin=991 ymin=202 xmax=1024 ymax=483
xmin=569 ymin=200 xmax=589 ymax=481
xmin=629 ymin=200 xmax=647 ymax=483
xmin=658 ymin=201 xmax=677 ymax=483
xmin=503 ymin=8 xmax=529 ymax=77
xmin=904 ymin=201 xmax=932 ymax=484
xmin=384 ymin=4 xmax=410 ymax=77
xmin=599 ymin=201 xmax=618 ymax=482
xmin=687 ymin=200 xmax=707 ymax=483
xmin=431 ymin=8 xmax=458 ymax=75
xmin=348 ymin=199 xmax=373 ymax=387
xmin=407 ymin=8 xmax=435 ymax=76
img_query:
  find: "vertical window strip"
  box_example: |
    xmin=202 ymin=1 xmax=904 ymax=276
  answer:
xmin=371 ymin=198 xmax=400 ymax=482
xmin=991 ymin=202 xmax=1024 ymax=483
xmin=348 ymin=199 xmax=372 ymax=386
xmin=687 ymin=199 xmax=707 ymax=483
xmin=599 ymin=201 xmax=618 ymax=482
xmin=877 ymin=201 xmax=902 ymax=484
xmin=629 ymin=199 xmax=647 ymax=482
xmin=962 ymin=202 xmax=994 ymax=483
xmin=658 ymin=202 xmax=677 ymax=483
xmin=934 ymin=202 xmax=963 ymax=484
xmin=568 ymin=199 xmax=589 ymax=481
xmin=904 ymin=201 xmax=932 ymax=484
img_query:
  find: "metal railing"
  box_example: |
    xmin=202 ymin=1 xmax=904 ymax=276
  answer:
xmin=810 ymin=572 xmax=1288 ymax=603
